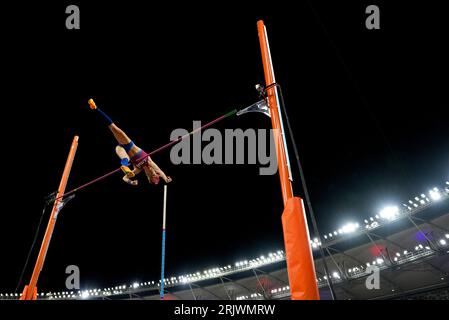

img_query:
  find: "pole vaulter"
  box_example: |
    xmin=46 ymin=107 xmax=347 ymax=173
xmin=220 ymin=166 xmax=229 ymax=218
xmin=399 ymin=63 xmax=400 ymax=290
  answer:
xmin=257 ymin=21 xmax=320 ymax=300
xmin=50 ymin=106 xmax=238 ymax=203
xmin=20 ymin=136 xmax=79 ymax=300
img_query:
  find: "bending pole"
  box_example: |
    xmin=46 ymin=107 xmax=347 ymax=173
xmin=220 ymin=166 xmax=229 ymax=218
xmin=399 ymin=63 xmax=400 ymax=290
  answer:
xmin=257 ymin=21 xmax=319 ymax=300
xmin=20 ymin=136 xmax=79 ymax=300
xmin=160 ymin=185 xmax=168 ymax=300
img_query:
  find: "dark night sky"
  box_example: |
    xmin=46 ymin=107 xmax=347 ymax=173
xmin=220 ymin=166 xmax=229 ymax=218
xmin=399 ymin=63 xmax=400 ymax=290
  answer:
xmin=1 ymin=1 xmax=448 ymax=293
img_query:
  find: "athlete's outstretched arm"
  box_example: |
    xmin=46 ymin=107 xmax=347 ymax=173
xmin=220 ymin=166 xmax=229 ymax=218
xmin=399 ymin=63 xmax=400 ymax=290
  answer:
xmin=123 ymin=175 xmax=138 ymax=186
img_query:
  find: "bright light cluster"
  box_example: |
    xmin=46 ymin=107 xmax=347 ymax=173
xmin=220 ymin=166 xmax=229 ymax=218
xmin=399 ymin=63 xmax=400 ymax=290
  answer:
xmin=2 ymin=183 xmax=447 ymax=300
xmin=317 ymin=182 xmax=449 ymax=248
xmin=236 ymin=293 xmax=263 ymax=300
xmin=271 ymin=286 xmax=290 ymax=295
xmin=2 ymin=235 xmax=448 ymax=300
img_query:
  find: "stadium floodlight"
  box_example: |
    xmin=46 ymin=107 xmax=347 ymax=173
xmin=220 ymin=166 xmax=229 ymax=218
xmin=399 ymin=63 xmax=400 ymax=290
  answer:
xmin=324 ymin=235 xmax=327 ymax=239
xmin=429 ymin=188 xmax=441 ymax=201
xmin=439 ymin=239 xmax=447 ymax=246
xmin=132 ymin=283 xmax=139 ymax=289
xmin=396 ymin=252 xmax=401 ymax=257
xmin=419 ymin=244 xmax=424 ymax=249
xmin=394 ymin=257 xmax=398 ymax=262
xmin=81 ymin=291 xmax=89 ymax=299
xmin=414 ymin=197 xmax=420 ymax=201
xmin=445 ymin=234 xmax=449 ymax=239
xmin=329 ymin=233 xmax=333 ymax=237
xmin=332 ymin=272 xmax=339 ymax=278
xmin=333 ymin=231 xmax=338 ymax=236
xmin=341 ymin=222 xmax=358 ymax=234
xmin=379 ymin=206 xmax=399 ymax=220
xmin=403 ymin=250 xmax=408 ymax=254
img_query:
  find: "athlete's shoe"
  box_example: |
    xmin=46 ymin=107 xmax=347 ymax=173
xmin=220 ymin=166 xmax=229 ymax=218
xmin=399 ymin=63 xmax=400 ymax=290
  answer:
xmin=88 ymin=99 xmax=97 ymax=110
xmin=121 ymin=165 xmax=135 ymax=178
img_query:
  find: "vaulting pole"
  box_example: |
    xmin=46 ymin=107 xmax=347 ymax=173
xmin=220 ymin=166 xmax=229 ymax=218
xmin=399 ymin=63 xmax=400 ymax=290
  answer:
xmin=257 ymin=21 xmax=319 ymax=300
xmin=160 ymin=185 xmax=168 ymax=300
xmin=20 ymin=136 xmax=79 ymax=300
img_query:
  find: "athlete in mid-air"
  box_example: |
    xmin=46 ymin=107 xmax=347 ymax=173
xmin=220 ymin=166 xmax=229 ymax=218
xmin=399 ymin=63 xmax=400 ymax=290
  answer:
xmin=88 ymin=98 xmax=172 ymax=186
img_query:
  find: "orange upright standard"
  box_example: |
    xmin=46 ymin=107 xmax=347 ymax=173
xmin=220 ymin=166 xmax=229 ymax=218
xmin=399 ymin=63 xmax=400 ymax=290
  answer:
xmin=257 ymin=21 xmax=319 ymax=300
xmin=20 ymin=136 xmax=79 ymax=300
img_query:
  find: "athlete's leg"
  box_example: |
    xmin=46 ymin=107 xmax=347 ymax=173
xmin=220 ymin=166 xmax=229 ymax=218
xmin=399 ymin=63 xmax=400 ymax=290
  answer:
xmin=115 ymin=145 xmax=130 ymax=166
xmin=109 ymin=123 xmax=132 ymax=145
xmin=89 ymin=100 xmax=138 ymax=178
xmin=88 ymin=99 xmax=132 ymax=145
xmin=116 ymin=145 xmax=135 ymax=178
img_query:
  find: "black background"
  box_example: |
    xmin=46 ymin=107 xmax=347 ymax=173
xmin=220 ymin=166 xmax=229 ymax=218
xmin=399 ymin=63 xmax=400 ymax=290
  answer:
xmin=0 ymin=1 xmax=448 ymax=295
